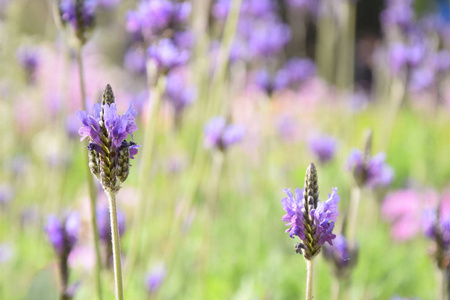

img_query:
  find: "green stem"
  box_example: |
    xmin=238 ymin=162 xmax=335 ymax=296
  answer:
xmin=336 ymin=1 xmax=356 ymax=91
xmin=331 ymin=276 xmax=340 ymax=300
xmin=346 ymin=185 xmax=361 ymax=248
xmin=76 ymin=46 xmax=103 ymax=300
xmin=306 ymin=259 xmax=315 ymax=300
xmin=105 ymin=190 xmax=124 ymax=300
xmin=125 ymin=70 xmax=166 ymax=279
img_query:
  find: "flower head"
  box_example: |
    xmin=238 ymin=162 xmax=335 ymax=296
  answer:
xmin=281 ymin=163 xmax=339 ymax=260
xmin=204 ymin=117 xmax=245 ymax=151
xmin=45 ymin=212 xmax=80 ymax=257
xmin=147 ymin=38 xmax=189 ymax=73
xmin=146 ymin=263 xmax=167 ymax=294
xmin=16 ymin=46 xmax=40 ymax=83
xmin=347 ymin=149 xmax=394 ymax=188
xmin=309 ymin=135 xmax=337 ymax=164
xmin=77 ymin=84 xmax=140 ymax=192
xmin=59 ymin=0 xmax=97 ymax=44
xmin=322 ymin=235 xmax=357 ymax=278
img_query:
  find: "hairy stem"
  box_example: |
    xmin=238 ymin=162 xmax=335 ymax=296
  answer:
xmin=106 ymin=190 xmax=124 ymax=300
xmin=76 ymin=45 xmax=103 ymax=300
xmin=306 ymin=259 xmax=315 ymax=300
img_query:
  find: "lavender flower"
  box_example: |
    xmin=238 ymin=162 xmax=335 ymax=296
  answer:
xmin=15 ymin=46 xmax=40 ymax=83
xmin=274 ymin=58 xmax=316 ymax=90
xmin=45 ymin=212 xmax=80 ymax=299
xmin=126 ymin=0 xmax=191 ymax=41
xmin=147 ymin=38 xmax=189 ymax=73
xmin=204 ymin=117 xmax=245 ymax=151
xmin=322 ymin=235 xmax=357 ymax=278
xmin=347 ymin=149 xmax=394 ymax=189
xmin=146 ymin=263 xmax=167 ymax=294
xmin=165 ymin=70 xmax=196 ymax=116
xmin=281 ymin=163 xmax=340 ymax=260
xmin=309 ymin=135 xmax=337 ymax=164
xmin=381 ymin=0 xmax=415 ymax=31
xmin=59 ymin=0 xmax=97 ymax=44
xmin=45 ymin=213 xmax=80 ymax=256
xmin=77 ymin=84 xmax=140 ymax=192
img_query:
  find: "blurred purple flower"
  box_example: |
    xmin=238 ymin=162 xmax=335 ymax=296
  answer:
xmin=126 ymin=0 xmax=173 ymax=35
xmin=124 ymin=46 xmax=147 ymax=74
xmin=274 ymin=58 xmax=316 ymax=90
xmin=0 ymin=184 xmax=14 ymax=207
xmin=347 ymin=149 xmax=394 ymax=188
xmin=15 ymin=46 xmax=40 ymax=83
xmin=45 ymin=212 xmax=80 ymax=256
xmin=126 ymin=0 xmax=190 ymax=41
xmin=147 ymin=38 xmax=189 ymax=72
xmin=409 ymin=68 xmax=435 ymax=93
xmin=59 ymin=0 xmax=97 ymax=33
xmin=204 ymin=117 xmax=245 ymax=151
xmin=422 ymin=190 xmax=450 ymax=247
xmin=322 ymin=234 xmax=357 ymax=278
xmin=248 ymin=21 xmax=291 ymax=57
xmin=165 ymin=70 xmax=196 ymax=113
xmin=434 ymin=50 xmax=450 ymax=73
xmin=146 ymin=263 xmax=167 ymax=294
xmin=282 ymin=187 xmax=340 ymax=247
xmin=96 ymin=204 xmax=126 ymax=243
xmin=309 ymin=135 xmax=337 ymax=164
xmin=381 ymin=0 xmax=415 ymax=30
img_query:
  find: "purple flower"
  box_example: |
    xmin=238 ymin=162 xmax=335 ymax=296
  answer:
xmin=309 ymin=135 xmax=337 ymax=163
xmin=282 ymin=186 xmax=340 ymax=248
xmin=409 ymin=68 xmax=435 ymax=93
xmin=381 ymin=0 xmax=415 ymax=30
xmin=347 ymin=149 xmax=394 ymax=188
xmin=0 ymin=184 xmax=14 ymax=207
xmin=77 ymin=85 xmax=140 ymax=191
xmin=274 ymin=58 xmax=315 ymax=90
xmin=59 ymin=0 xmax=97 ymax=42
xmin=45 ymin=213 xmax=80 ymax=256
xmin=165 ymin=70 xmax=196 ymax=113
xmin=77 ymin=101 xmax=138 ymax=152
xmin=147 ymin=38 xmax=189 ymax=72
xmin=322 ymin=234 xmax=356 ymax=278
xmin=146 ymin=263 xmax=167 ymax=294
xmin=97 ymin=204 xmax=126 ymax=243
xmin=126 ymin=0 xmax=190 ymax=41
xmin=15 ymin=46 xmax=40 ymax=82
xmin=248 ymin=21 xmax=291 ymax=57
xmin=204 ymin=117 xmax=245 ymax=151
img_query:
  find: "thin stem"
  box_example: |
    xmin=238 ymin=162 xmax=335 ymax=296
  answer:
xmin=347 ymin=185 xmax=361 ymax=248
xmin=106 ymin=190 xmax=124 ymax=300
xmin=125 ymin=71 xmax=166 ymax=279
xmin=331 ymin=276 xmax=340 ymax=300
xmin=306 ymin=259 xmax=315 ymax=300
xmin=76 ymin=46 xmax=103 ymax=300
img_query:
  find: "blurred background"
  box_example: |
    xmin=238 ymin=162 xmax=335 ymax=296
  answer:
xmin=1 ymin=0 xmax=450 ymax=299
